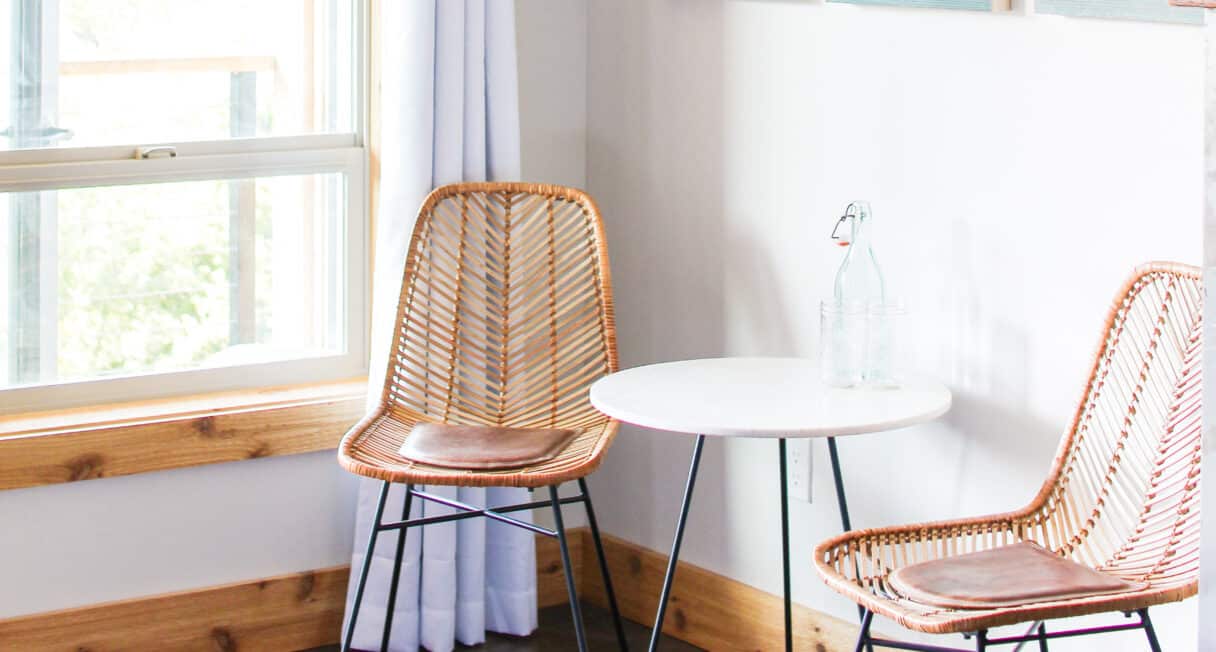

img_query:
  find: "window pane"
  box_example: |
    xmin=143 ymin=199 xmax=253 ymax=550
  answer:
xmin=0 ymin=0 xmax=355 ymax=150
xmin=0 ymin=173 xmax=347 ymax=388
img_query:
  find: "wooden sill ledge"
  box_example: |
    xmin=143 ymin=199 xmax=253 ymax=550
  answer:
xmin=0 ymin=378 xmax=367 ymax=492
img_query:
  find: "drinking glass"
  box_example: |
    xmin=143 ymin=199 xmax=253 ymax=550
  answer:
xmin=820 ymin=300 xmax=868 ymax=388
xmin=866 ymin=300 xmax=909 ymax=388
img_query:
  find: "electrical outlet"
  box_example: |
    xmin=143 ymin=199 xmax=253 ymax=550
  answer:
xmin=786 ymin=439 xmax=813 ymax=503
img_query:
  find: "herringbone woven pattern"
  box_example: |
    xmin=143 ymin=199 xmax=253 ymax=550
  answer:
xmin=339 ymin=183 xmax=619 ymax=488
xmin=815 ymin=262 xmax=1202 ymax=633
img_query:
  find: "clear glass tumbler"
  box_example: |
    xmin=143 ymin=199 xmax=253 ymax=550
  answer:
xmin=820 ymin=300 xmax=868 ymax=388
xmin=866 ymin=300 xmax=909 ymax=388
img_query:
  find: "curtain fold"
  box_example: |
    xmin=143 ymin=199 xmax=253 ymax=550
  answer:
xmin=342 ymin=2 xmax=532 ymax=650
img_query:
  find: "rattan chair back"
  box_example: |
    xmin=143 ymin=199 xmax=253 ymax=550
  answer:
xmin=1024 ymin=262 xmax=1201 ymax=588
xmin=378 ymin=182 xmax=618 ymax=431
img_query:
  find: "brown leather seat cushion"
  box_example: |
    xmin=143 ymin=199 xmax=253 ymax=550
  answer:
xmin=887 ymin=542 xmax=1145 ymax=610
xmin=398 ymin=423 xmax=580 ymax=470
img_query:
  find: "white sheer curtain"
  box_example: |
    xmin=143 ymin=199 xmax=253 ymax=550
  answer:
xmin=342 ymin=2 xmax=535 ymax=650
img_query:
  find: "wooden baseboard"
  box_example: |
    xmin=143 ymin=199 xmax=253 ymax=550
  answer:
xmin=0 ymin=527 xmax=866 ymax=651
xmin=0 ymin=529 xmax=584 ymax=651
xmin=578 ymin=531 xmax=866 ymax=652
xmin=0 ymin=566 xmax=350 ymax=652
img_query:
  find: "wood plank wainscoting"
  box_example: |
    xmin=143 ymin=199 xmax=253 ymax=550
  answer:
xmin=0 ymin=529 xmax=866 ymax=651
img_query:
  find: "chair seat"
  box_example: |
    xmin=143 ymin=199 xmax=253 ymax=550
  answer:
xmin=399 ymin=422 xmax=580 ymax=470
xmin=887 ymin=542 xmax=1143 ymax=610
xmin=339 ymin=408 xmax=617 ymax=488
xmin=813 ymin=519 xmax=1198 ymax=635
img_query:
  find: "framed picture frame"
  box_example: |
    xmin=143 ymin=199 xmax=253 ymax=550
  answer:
xmin=1036 ymin=0 xmax=1204 ymax=24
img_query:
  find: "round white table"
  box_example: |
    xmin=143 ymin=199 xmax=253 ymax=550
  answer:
xmin=589 ymin=357 xmax=952 ymax=652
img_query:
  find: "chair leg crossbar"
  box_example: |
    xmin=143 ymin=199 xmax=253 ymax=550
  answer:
xmin=341 ymin=479 xmax=629 ymax=652
xmin=378 ymin=488 xmax=585 ymax=535
xmin=855 ymin=609 xmax=1163 ymax=652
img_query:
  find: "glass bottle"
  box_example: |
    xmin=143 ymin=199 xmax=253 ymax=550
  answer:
xmin=823 ymin=201 xmax=889 ymax=387
xmin=832 ymin=201 xmax=886 ymax=305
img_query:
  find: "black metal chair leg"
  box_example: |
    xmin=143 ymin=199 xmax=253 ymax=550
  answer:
xmin=551 ymin=485 xmax=588 ymax=652
xmin=649 ymin=434 xmax=706 ymax=652
xmin=579 ymin=477 xmax=629 ymax=651
xmin=379 ymin=483 xmax=415 ymax=651
xmin=853 ymin=610 xmax=874 ymax=652
xmin=1036 ymin=621 xmax=1048 ymax=652
xmin=976 ymin=629 xmax=988 ymax=652
xmin=341 ymin=481 xmax=391 ymax=652
xmin=1139 ymin=609 xmax=1162 ymax=652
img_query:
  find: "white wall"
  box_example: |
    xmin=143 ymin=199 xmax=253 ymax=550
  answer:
xmin=585 ymin=1 xmax=1204 ymax=650
xmin=0 ymin=0 xmax=588 ymax=621
xmin=517 ymin=0 xmax=588 ymax=190
xmin=0 ymin=452 xmax=359 ymax=618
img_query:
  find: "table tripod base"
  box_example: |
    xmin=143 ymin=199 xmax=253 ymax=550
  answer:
xmin=648 ymin=435 xmax=858 ymax=652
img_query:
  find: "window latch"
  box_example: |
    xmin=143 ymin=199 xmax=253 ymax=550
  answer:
xmin=137 ymin=145 xmax=178 ymax=159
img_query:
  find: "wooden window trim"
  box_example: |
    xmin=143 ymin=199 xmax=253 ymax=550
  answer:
xmin=0 ymin=379 xmax=367 ymax=491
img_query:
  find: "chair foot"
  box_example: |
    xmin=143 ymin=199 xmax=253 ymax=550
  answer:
xmin=341 ymin=481 xmax=392 ymax=652
xmin=550 ymin=485 xmax=588 ymax=652
xmin=579 ymin=477 xmax=629 ymax=651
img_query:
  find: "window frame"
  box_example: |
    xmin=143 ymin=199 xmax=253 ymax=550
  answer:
xmin=0 ymin=0 xmax=372 ymax=416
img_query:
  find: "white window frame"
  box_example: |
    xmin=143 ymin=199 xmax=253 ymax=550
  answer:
xmin=0 ymin=1 xmax=371 ymax=415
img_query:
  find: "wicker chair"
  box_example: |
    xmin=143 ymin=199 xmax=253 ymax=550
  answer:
xmin=339 ymin=183 xmax=626 ymax=652
xmin=814 ymin=262 xmax=1202 ymax=652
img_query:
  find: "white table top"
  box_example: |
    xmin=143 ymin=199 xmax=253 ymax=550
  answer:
xmin=589 ymin=357 xmax=952 ymax=438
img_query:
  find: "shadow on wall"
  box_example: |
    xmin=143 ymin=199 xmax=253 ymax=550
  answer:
xmin=722 ymin=224 xmax=800 ymax=357
xmin=584 ymin=0 xmax=731 ymax=558
xmin=940 ymin=391 xmax=1060 ymax=512
xmin=936 ymin=219 xmax=1031 ymax=408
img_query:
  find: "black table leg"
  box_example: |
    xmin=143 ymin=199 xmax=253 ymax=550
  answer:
xmin=778 ymin=438 xmax=793 ymax=652
xmin=827 ymin=436 xmax=852 ymax=532
xmin=828 ymin=436 xmax=872 ymax=652
xmin=649 ymin=435 xmax=706 ymax=652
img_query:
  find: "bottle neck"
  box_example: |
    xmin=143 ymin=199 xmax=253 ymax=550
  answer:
xmin=833 ymin=202 xmax=885 ymax=303
xmin=847 ymin=215 xmax=873 ymax=255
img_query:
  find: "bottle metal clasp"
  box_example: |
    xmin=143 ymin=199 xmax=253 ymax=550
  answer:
xmin=831 ymin=202 xmax=866 ymax=247
xmin=830 ymin=215 xmax=849 ymax=245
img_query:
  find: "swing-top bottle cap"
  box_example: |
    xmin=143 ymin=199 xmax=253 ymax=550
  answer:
xmin=831 ymin=201 xmax=870 ymax=247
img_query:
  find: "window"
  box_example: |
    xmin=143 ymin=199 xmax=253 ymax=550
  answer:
xmin=0 ymin=0 xmax=368 ymax=414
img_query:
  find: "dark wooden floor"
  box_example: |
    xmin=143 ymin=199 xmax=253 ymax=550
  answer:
xmin=314 ymin=603 xmax=702 ymax=651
